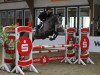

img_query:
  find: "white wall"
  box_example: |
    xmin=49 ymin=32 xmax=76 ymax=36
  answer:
xmin=33 ymin=36 xmax=65 ymax=45
xmin=0 ymin=0 xmax=89 ymax=10
xmin=94 ymin=0 xmax=100 ymax=4
xmin=34 ymin=0 xmax=88 ymax=7
xmin=0 ymin=1 xmax=28 ymax=10
xmin=0 ymin=0 xmax=4 ymax=2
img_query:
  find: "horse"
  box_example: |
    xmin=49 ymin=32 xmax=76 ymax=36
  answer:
xmin=32 ymin=14 xmax=64 ymax=41
xmin=21 ymin=14 xmax=64 ymax=41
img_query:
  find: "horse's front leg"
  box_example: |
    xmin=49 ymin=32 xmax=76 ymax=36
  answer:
xmin=49 ymin=31 xmax=58 ymax=41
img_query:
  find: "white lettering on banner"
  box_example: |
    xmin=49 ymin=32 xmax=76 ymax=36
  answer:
xmin=49 ymin=57 xmax=64 ymax=60
xmin=43 ymin=57 xmax=46 ymax=63
xmin=21 ymin=40 xmax=28 ymax=52
xmin=83 ymin=41 xmax=87 ymax=48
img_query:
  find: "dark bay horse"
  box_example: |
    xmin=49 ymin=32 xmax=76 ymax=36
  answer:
xmin=21 ymin=14 xmax=64 ymax=41
xmin=32 ymin=14 xmax=64 ymax=41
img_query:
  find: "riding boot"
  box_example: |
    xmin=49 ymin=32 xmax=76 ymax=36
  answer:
xmin=35 ymin=25 xmax=40 ymax=34
xmin=36 ymin=23 xmax=43 ymax=33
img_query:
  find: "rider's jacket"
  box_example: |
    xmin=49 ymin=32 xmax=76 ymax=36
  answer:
xmin=38 ymin=11 xmax=53 ymax=22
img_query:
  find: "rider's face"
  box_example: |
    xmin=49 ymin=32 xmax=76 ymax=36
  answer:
xmin=47 ymin=9 xmax=52 ymax=14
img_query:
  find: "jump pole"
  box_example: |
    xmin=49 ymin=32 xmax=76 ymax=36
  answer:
xmin=33 ymin=44 xmax=72 ymax=64
xmin=32 ymin=28 xmax=77 ymax=64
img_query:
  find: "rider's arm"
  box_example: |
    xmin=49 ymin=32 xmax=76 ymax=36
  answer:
xmin=38 ymin=12 xmax=46 ymax=21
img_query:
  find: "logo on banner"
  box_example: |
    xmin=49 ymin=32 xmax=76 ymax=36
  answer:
xmin=21 ymin=40 xmax=28 ymax=52
xmin=40 ymin=55 xmax=49 ymax=64
xmin=17 ymin=36 xmax=32 ymax=56
xmin=83 ymin=39 xmax=88 ymax=48
xmin=80 ymin=36 xmax=89 ymax=51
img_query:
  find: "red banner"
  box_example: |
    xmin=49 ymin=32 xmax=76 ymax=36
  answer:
xmin=33 ymin=55 xmax=64 ymax=64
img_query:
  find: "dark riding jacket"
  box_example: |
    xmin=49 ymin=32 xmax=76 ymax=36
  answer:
xmin=38 ymin=11 xmax=53 ymax=22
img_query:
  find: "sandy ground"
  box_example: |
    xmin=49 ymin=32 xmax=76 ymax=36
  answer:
xmin=0 ymin=52 xmax=100 ymax=75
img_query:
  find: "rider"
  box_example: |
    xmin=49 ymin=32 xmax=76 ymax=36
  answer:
xmin=36 ymin=7 xmax=53 ymax=33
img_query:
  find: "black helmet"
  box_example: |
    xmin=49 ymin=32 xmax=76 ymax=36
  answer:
xmin=46 ymin=7 xmax=52 ymax=11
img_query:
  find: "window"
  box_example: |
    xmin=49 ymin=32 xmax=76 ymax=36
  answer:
xmin=16 ymin=10 xmax=23 ymax=26
xmin=0 ymin=0 xmax=4 ymax=3
xmin=56 ymin=8 xmax=65 ymax=28
xmin=67 ymin=7 xmax=78 ymax=28
xmin=79 ymin=6 xmax=90 ymax=28
xmin=0 ymin=11 xmax=8 ymax=26
xmin=4 ymin=0 xmax=25 ymax=2
xmin=8 ymin=10 xmax=14 ymax=25
xmin=24 ymin=9 xmax=31 ymax=26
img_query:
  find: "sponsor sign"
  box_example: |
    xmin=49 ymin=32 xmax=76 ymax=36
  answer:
xmin=89 ymin=36 xmax=100 ymax=52
xmin=17 ymin=36 xmax=32 ymax=56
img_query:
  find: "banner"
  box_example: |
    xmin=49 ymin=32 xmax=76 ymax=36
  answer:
xmin=33 ymin=36 xmax=100 ymax=52
xmin=89 ymin=36 xmax=100 ymax=52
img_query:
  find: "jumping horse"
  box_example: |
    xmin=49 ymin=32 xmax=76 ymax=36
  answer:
xmin=32 ymin=14 xmax=64 ymax=41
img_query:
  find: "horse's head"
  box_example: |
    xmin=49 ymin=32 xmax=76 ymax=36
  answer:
xmin=51 ymin=14 xmax=64 ymax=32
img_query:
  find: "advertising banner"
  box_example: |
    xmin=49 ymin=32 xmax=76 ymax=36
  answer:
xmin=89 ymin=37 xmax=100 ymax=52
xmin=33 ymin=36 xmax=100 ymax=52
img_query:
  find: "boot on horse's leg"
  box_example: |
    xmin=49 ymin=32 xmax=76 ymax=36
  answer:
xmin=49 ymin=32 xmax=58 ymax=41
xmin=35 ymin=25 xmax=40 ymax=34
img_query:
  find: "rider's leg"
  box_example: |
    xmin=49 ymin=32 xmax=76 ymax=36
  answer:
xmin=36 ymin=22 xmax=42 ymax=33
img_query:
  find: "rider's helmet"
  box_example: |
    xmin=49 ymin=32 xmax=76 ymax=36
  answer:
xmin=46 ymin=7 xmax=52 ymax=11
xmin=46 ymin=7 xmax=52 ymax=14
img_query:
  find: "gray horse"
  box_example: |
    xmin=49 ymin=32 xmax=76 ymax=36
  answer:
xmin=33 ymin=14 xmax=64 ymax=40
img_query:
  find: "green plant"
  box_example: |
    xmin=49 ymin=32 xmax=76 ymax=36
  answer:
xmin=0 ymin=26 xmax=10 ymax=45
xmin=0 ymin=24 xmax=18 ymax=45
xmin=0 ymin=25 xmax=17 ymax=59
